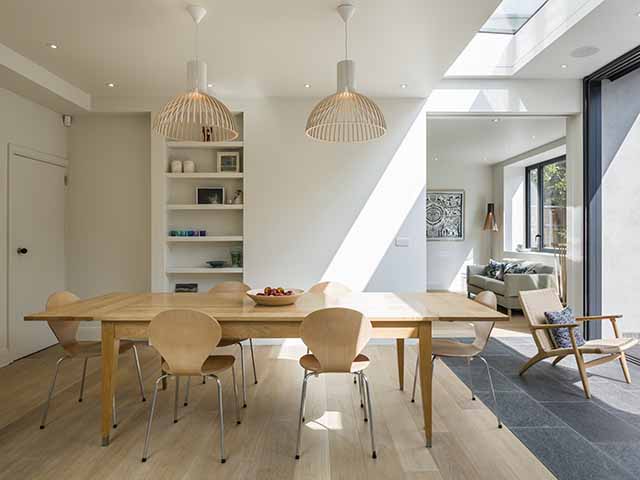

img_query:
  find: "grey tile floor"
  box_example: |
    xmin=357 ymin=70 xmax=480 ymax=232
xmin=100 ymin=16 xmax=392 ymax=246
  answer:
xmin=442 ymin=337 xmax=640 ymax=480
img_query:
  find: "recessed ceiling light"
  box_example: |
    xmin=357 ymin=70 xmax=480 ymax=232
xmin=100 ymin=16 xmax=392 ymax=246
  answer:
xmin=304 ymin=83 xmax=311 ymax=88
xmin=433 ymin=156 xmax=439 ymax=161
xmin=207 ymin=83 xmax=213 ymax=88
xmin=106 ymin=82 xmax=116 ymax=88
xmin=561 ymin=64 xmax=568 ymax=69
xmin=47 ymin=43 xmax=58 ymax=49
xmin=532 ymin=135 xmax=536 ymax=139
xmin=400 ymin=83 xmax=408 ymax=89
xmin=492 ymin=118 xmax=500 ymax=123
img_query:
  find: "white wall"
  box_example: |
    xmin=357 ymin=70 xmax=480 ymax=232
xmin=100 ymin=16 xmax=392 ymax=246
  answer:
xmin=0 ymin=87 xmax=67 ymax=365
xmin=66 ymin=114 xmax=150 ymax=307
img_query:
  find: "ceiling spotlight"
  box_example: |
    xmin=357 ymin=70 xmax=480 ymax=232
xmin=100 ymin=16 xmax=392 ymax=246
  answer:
xmin=532 ymin=135 xmax=536 ymax=139
xmin=433 ymin=156 xmax=439 ymax=161
xmin=207 ymin=83 xmax=213 ymax=88
xmin=47 ymin=43 xmax=58 ymax=49
xmin=400 ymin=83 xmax=408 ymax=89
xmin=561 ymin=64 xmax=568 ymax=69
xmin=304 ymin=83 xmax=311 ymax=88
xmin=106 ymin=82 xmax=116 ymax=88
xmin=492 ymin=118 xmax=500 ymax=123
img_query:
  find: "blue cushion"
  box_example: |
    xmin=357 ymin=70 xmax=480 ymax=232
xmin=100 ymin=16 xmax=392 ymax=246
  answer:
xmin=485 ymin=259 xmax=505 ymax=280
xmin=544 ymin=307 xmax=585 ymax=348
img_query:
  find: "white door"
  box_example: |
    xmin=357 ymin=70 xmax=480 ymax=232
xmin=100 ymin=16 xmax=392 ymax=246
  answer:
xmin=9 ymin=152 xmax=66 ymax=360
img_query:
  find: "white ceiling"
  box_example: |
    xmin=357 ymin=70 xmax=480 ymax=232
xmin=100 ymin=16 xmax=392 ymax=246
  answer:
xmin=0 ymin=0 xmax=499 ymax=100
xmin=427 ymin=116 xmax=566 ymax=165
xmin=517 ymin=1 xmax=640 ymax=78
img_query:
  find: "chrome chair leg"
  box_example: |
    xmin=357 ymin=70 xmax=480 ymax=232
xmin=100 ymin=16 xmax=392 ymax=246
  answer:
xmin=141 ymin=375 xmax=167 ymax=462
xmin=477 ymin=356 xmax=502 ymax=428
xmin=358 ymin=372 xmax=368 ymax=422
xmin=40 ymin=356 xmax=67 ymax=429
xmin=249 ymin=338 xmax=258 ymax=384
xmin=173 ymin=376 xmax=180 ymax=423
xmin=202 ymin=376 xmax=206 ymax=384
xmin=238 ymin=343 xmax=247 ymax=408
xmin=362 ymin=373 xmax=377 ymax=459
xmin=112 ymin=393 xmax=117 ymax=428
xmin=302 ymin=347 xmax=310 ymax=422
xmin=295 ymin=373 xmax=310 ymax=460
xmin=78 ymin=358 xmax=88 ymax=402
xmin=411 ymin=354 xmax=435 ymax=403
xmin=467 ymin=357 xmax=476 ymax=401
xmin=184 ymin=376 xmax=191 ymax=406
xmin=231 ymin=364 xmax=241 ymax=425
xmin=357 ymin=372 xmax=365 ymax=408
xmin=132 ymin=345 xmax=146 ymax=402
xmin=213 ymin=376 xmax=226 ymax=463
xmin=354 ymin=373 xmax=358 ymax=384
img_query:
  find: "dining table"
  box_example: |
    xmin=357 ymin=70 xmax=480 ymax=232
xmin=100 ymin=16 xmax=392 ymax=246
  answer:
xmin=25 ymin=291 xmax=507 ymax=448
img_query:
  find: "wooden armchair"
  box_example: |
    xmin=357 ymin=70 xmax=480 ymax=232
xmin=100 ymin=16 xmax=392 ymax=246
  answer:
xmin=519 ymin=289 xmax=638 ymax=398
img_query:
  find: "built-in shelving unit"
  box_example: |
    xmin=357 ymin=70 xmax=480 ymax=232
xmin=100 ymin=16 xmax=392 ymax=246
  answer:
xmin=163 ymin=112 xmax=245 ymax=292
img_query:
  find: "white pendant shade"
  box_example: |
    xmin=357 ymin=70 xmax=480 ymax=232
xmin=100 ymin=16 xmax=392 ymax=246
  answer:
xmin=153 ymin=5 xmax=238 ymax=142
xmin=305 ymin=4 xmax=386 ymax=143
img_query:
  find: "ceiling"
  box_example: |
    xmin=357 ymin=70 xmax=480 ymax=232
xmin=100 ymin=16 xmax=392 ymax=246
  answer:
xmin=427 ymin=116 xmax=566 ymax=165
xmin=0 ymin=0 xmax=499 ymax=101
xmin=517 ymin=1 xmax=640 ymax=78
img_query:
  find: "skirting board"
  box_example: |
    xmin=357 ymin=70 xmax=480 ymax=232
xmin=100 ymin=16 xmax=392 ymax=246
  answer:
xmin=0 ymin=347 xmax=11 ymax=368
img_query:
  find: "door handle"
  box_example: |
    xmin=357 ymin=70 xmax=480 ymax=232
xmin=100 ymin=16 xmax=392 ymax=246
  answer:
xmin=17 ymin=247 xmax=28 ymax=255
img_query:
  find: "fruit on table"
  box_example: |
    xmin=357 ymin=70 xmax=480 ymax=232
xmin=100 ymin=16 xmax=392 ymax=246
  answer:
xmin=256 ymin=287 xmax=294 ymax=296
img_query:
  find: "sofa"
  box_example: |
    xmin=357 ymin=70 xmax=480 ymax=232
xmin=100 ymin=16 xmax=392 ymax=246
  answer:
xmin=466 ymin=261 xmax=556 ymax=315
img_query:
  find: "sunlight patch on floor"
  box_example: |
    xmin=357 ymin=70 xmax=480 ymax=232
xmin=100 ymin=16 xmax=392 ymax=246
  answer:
xmin=306 ymin=411 xmax=343 ymax=431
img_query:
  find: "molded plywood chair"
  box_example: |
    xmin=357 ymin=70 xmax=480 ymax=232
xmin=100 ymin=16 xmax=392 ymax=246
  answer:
xmin=308 ymin=281 xmax=352 ymax=296
xmin=142 ymin=309 xmax=240 ymax=464
xmin=295 ymin=307 xmax=377 ymax=460
xmin=519 ymin=288 xmax=638 ymax=399
xmin=410 ymin=291 xmax=502 ymax=428
xmin=40 ymin=291 xmax=145 ymax=429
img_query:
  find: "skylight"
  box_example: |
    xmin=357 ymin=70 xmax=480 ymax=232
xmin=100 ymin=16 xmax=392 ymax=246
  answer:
xmin=479 ymin=0 xmax=548 ymax=34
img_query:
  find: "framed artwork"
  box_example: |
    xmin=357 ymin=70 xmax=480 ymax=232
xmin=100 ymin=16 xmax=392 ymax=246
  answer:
xmin=426 ymin=190 xmax=465 ymax=241
xmin=217 ymin=151 xmax=240 ymax=172
xmin=196 ymin=186 xmax=225 ymax=205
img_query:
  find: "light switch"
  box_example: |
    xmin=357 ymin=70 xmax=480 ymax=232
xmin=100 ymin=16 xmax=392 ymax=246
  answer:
xmin=395 ymin=236 xmax=409 ymax=247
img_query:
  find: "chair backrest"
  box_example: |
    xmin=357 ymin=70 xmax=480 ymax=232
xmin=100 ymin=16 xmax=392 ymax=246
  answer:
xmin=148 ymin=309 xmax=222 ymax=375
xmin=308 ymin=281 xmax=352 ymax=295
xmin=519 ymin=288 xmax=564 ymax=352
xmin=208 ymin=281 xmax=251 ymax=294
xmin=46 ymin=291 xmax=81 ymax=348
xmin=300 ymin=307 xmax=372 ymax=373
xmin=471 ymin=291 xmax=497 ymax=351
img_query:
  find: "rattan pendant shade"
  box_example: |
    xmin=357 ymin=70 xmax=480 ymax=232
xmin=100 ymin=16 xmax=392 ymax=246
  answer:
xmin=153 ymin=5 xmax=238 ymax=142
xmin=305 ymin=4 xmax=386 ymax=143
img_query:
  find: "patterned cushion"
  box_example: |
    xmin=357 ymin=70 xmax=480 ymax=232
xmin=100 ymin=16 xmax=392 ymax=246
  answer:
xmin=504 ymin=262 xmax=528 ymax=274
xmin=485 ymin=259 xmax=505 ymax=280
xmin=544 ymin=307 xmax=585 ymax=349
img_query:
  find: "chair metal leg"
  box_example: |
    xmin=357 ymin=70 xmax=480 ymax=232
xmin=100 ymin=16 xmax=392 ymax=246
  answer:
xmin=132 ymin=345 xmax=146 ymax=402
xmin=477 ymin=356 xmax=502 ymax=428
xmin=411 ymin=354 xmax=435 ymax=403
xmin=238 ymin=343 xmax=247 ymax=408
xmin=302 ymin=347 xmax=310 ymax=422
xmin=249 ymin=338 xmax=258 ymax=384
xmin=359 ymin=372 xmax=368 ymax=422
xmin=141 ymin=375 xmax=167 ymax=462
xmin=202 ymin=376 xmax=206 ymax=384
xmin=78 ymin=358 xmax=88 ymax=402
xmin=357 ymin=372 xmax=365 ymax=408
xmin=213 ymin=376 xmax=226 ymax=464
xmin=295 ymin=373 xmax=310 ymax=460
xmin=40 ymin=356 xmax=67 ymax=429
xmin=467 ymin=357 xmax=476 ymax=400
xmin=362 ymin=373 xmax=377 ymax=459
xmin=354 ymin=373 xmax=357 ymax=384
xmin=173 ymin=376 xmax=180 ymax=423
xmin=112 ymin=393 xmax=117 ymax=428
xmin=184 ymin=376 xmax=191 ymax=406
xmin=231 ymin=364 xmax=241 ymax=425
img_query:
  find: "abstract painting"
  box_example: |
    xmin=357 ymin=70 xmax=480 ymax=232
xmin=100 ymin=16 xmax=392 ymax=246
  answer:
xmin=426 ymin=190 xmax=464 ymax=241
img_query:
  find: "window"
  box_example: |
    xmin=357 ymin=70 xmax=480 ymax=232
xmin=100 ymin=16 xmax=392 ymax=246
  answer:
xmin=526 ymin=156 xmax=566 ymax=252
xmin=479 ymin=0 xmax=548 ymax=35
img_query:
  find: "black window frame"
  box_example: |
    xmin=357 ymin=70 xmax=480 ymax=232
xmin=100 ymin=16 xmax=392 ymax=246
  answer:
xmin=525 ymin=155 xmax=567 ymax=253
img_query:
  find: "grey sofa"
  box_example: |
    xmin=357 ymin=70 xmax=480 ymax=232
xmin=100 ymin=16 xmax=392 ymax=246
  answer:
xmin=466 ymin=262 xmax=556 ymax=315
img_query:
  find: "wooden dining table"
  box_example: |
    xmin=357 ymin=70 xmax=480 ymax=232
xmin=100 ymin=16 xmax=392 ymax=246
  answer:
xmin=25 ymin=291 xmax=507 ymax=448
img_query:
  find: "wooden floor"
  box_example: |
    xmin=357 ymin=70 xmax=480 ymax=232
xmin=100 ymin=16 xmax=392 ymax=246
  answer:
xmin=0 ymin=337 xmax=553 ymax=480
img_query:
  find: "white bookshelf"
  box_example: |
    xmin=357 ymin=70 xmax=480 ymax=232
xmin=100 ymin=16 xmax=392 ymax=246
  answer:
xmin=164 ymin=112 xmax=245 ymax=292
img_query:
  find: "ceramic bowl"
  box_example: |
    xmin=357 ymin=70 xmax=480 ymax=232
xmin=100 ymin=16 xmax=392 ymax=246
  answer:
xmin=246 ymin=288 xmax=304 ymax=306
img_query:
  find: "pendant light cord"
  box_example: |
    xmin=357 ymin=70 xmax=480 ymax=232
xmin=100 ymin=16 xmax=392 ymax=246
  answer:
xmin=344 ymin=18 xmax=349 ymax=60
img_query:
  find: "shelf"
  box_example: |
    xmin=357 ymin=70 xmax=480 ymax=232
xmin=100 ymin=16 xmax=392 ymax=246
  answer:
xmin=165 ymin=172 xmax=243 ymax=179
xmin=167 ymin=236 xmax=243 ymax=243
xmin=167 ymin=267 xmax=243 ymax=274
xmin=167 ymin=141 xmax=244 ymax=149
xmin=167 ymin=204 xmax=244 ymax=211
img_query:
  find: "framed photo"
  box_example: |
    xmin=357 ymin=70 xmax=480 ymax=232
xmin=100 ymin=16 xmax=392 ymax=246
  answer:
xmin=196 ymin=187 xmax=225 ymax=205
xmin=426 ymin=190 xmax=465 ymax=241
xmin=217 ymin=151 xmax=240 ymax=173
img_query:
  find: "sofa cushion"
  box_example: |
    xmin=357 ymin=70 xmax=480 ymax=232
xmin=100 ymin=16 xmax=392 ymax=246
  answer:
xmin=505 ymin=262 xmax=528 ymax=274
xmin=486 ymin=259 xmax=506 ymax=280
xmin=544 ymin=306 xmax=585 ymax=349
xmin=468 ymin=275 xmax=488 ymax=289
xmin=484 ymin=278 xmax=506 ymax=296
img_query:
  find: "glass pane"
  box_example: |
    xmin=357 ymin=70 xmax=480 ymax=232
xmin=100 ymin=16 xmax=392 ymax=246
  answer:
xmin=480 ymin=0 xmax=548 ymax=34
xmin=528 ymin=168 xmax=539 ymax=249
xmin=542 ymin=160 xmax=567 ymax=249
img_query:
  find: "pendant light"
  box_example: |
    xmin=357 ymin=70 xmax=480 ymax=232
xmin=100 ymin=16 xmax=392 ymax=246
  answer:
xmin=483 ymin=203 xmax=499 ymax=232
xmin=153 ymin=5 xmax=238 ymax=142
xmin=305 ymin=3 xmax=386 ymax=143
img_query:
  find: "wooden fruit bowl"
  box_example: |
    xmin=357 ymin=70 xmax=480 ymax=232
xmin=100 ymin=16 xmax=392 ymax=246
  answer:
xmin=246 ymin=289 xmax=304 ymax=306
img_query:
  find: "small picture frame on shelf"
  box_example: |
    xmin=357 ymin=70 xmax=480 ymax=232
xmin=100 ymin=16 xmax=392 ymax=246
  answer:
xmin=217 ymin=151 xmax=240 ymax=173
xmin=196 ymin=186 xmax=225 ymax=205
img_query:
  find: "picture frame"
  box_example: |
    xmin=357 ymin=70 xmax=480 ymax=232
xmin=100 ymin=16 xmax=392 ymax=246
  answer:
xmin=196 ymin=186 xmax=225 ymax=205
xmin=426 ymin=190 xmax=465 ymax=241
xmin=217 ymin=151 xmax=240 ymax=173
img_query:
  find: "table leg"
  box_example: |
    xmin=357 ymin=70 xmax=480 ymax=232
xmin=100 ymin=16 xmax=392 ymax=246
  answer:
xmin=396 ymin=338 xmax=405 ymax=391
xmin=161 ymin=356 xmax=167 ymax=390
xmin=418 ymin=323 xmax=433 ymax=448
xmin=101 ymin=322 xmax=120 ymax=446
